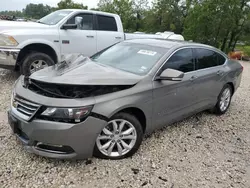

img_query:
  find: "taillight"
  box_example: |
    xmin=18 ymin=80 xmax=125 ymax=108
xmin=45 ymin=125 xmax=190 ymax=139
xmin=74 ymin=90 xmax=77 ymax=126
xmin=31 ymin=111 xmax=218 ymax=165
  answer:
xmin=241 ymin=65 xmax=244 ymax=71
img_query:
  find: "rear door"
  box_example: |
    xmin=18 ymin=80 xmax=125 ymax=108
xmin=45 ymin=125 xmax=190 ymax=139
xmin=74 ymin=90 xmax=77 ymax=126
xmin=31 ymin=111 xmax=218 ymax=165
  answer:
xmin=192 ymin=48 xmax=226 ymax=110
xmin=95 ymin=14 xmax=124 ymax=52
xmin=152 ymin=48 xmax=196 ymax=128
xmin=59 ymin=13 xmax=97 ymax=57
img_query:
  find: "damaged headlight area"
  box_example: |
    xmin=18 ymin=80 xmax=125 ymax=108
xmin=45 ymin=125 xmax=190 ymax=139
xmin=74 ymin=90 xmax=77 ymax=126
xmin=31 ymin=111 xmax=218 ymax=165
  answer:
xmin=39 ymin=106 xmax=93 ymax=123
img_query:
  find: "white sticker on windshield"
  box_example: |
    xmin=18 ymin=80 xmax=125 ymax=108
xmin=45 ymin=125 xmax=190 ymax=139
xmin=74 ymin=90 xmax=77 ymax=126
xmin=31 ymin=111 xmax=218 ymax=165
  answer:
xmin=137 ymin=50 xmax=157 ymax=56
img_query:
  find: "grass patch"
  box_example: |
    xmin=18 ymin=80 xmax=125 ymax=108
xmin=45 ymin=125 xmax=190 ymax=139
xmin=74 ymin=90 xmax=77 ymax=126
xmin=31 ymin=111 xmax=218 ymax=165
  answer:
xmin=236 ymin=45 xmax=250 ymax=56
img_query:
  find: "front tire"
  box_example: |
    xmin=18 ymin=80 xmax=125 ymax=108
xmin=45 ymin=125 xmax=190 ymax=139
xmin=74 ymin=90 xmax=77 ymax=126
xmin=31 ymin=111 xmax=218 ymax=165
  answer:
xmin=94 ymin=112 xmax=143 ymax=160
xmin=213 ymin=84 xmax=233 ymax=115
xmin=21 ymin=52 xmax=54 ymax=76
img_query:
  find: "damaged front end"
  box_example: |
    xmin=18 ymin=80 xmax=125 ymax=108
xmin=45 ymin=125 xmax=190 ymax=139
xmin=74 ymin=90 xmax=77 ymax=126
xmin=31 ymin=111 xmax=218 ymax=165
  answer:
xmin=24 ymin=54 xmax=141 ymax=99
xmin=27 ymin=79 xmax=133 ymax=99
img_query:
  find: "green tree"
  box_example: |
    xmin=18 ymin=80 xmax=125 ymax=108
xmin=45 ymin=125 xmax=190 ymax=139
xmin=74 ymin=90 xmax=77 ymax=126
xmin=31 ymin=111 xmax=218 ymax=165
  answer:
xmin=183 ymin=0 xmax=250 ymax=52
xmin=0 ymin=10 xmax=24 ymax=17
xmin=24 ymin=3 xmax=52 ymax=19
xmin=132 ymin=0 xmax=149 ymax=31
xmin=142 ymin=0 xmax=190 ymax=34
xmin=57 ymin=0 xmax=88 ymax=10
xmin=98 ymin=0 xmax=135 ymax=31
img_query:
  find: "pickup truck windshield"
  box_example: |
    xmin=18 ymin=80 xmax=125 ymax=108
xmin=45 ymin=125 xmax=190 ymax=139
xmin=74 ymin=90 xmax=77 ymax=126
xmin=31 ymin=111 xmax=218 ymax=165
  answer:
xmin=91 ymin=42 xmax=167 ymax=75
xmin=38 ymin=10 xmax=72 ymax=25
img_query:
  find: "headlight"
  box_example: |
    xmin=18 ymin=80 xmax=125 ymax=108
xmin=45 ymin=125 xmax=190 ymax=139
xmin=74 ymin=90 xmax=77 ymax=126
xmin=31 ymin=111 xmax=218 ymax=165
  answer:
xmin=40 ymin=106 xmax=93 ymax=123
xmin=11 ymin=89 xmax=17 ymax=108
xmin=0 ymin=34 xmax=18 ymax=47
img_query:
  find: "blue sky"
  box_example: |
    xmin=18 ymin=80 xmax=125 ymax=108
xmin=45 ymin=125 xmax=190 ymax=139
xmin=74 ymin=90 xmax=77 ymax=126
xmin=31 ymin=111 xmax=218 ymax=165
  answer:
xmin=0 ymin=0 xmax=99 ymax=11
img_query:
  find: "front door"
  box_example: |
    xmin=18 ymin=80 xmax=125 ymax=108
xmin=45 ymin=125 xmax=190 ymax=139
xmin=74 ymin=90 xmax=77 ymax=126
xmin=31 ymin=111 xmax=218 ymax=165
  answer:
xmin=59 ymin=13 xmax=97 ymax=57
xmin=152 ymin=48 xmax=196 ymax=128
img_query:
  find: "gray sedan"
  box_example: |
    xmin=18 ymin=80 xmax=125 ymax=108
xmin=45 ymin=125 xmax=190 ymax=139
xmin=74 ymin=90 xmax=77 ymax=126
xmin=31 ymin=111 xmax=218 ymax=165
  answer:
xmin=8 ymin=39 xmax=243 ymax=160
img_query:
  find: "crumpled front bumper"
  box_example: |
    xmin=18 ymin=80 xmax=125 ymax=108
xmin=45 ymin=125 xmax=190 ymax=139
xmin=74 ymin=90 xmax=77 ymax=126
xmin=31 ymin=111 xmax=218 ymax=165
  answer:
xmin=8 ymin=110 xmax=108 ymax=160
xmin=0 ymin=48 xmax=20 ymax=69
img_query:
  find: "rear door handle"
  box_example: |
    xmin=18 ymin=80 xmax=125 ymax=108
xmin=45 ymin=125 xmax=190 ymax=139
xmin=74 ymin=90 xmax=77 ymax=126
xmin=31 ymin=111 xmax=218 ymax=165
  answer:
xmin=217 ymin=70 xmax=224 ymax=76
xmin=190 ymin=75 xmax=198 ymax=81
xmin=115 ymin=37 xmax=122 ymax=39
xmin=86 ymin=35 xmax=94 ymax=38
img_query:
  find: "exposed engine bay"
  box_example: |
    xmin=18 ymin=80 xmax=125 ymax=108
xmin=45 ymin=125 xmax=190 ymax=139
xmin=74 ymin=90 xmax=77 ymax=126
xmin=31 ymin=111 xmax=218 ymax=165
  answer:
xmin=27 ymin=79 xmax=133 ymax=99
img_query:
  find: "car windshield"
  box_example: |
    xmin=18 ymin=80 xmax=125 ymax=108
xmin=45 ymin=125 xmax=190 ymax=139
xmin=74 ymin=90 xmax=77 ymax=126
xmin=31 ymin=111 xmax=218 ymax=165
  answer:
xmin=38 ymin=10 xmax=72 ymax=25
xmin=91 ymin=42 xmax=167 ymax=75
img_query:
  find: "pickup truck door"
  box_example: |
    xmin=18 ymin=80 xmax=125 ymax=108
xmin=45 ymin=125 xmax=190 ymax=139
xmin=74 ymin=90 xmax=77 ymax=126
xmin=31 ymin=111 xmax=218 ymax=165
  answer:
xmin=95 ymin=14 xmax=124 ymax=52
xmin=59 ymin=13 xmax=97 ymax=57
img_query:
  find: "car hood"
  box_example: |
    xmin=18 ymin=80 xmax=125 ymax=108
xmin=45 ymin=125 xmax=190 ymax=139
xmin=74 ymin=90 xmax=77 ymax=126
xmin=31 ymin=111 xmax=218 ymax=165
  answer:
xmin=29 ymin=59 xmax=142 ymax=85
xmin=0 ymin=21 xmax=50 ymax=32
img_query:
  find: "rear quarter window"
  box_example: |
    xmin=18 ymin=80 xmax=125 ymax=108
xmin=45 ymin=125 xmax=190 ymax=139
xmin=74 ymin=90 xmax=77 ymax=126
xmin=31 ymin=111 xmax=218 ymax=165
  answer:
xmin=195 ymin=48 xmax=225 ymax=70
xmin=217 ymin=53 xmax=226 ymax=65
xmin=97 ymin=15 xmax=117 ymax=31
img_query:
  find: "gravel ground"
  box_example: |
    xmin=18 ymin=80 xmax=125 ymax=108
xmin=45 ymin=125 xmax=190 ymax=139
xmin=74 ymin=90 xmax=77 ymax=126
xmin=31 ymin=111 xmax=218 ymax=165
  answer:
xmin=0 ymin=62 xmax=250 ymax=188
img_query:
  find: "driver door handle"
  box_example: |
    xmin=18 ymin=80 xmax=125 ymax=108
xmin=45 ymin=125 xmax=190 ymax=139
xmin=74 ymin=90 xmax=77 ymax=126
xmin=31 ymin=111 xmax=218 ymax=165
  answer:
xmin=86 ymin=35 xmax=94 ymax=38
xmin=190 ymin=75 xmax=198 ymax=81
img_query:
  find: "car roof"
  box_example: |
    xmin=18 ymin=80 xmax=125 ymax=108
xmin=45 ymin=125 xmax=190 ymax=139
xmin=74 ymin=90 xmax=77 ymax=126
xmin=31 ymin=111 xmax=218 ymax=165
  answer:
xmin=125 ymin=38 xmax=228 ymax=57
xmin=126 ymin=38 xmax=217 ymax=50
xmin=57 ymin=9 xmax=118 ymax=17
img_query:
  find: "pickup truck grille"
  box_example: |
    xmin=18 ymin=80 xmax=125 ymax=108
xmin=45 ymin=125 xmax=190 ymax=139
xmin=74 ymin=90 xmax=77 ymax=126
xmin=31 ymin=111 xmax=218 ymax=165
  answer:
xmin=14 ymin=96 xmax=40 ymax=120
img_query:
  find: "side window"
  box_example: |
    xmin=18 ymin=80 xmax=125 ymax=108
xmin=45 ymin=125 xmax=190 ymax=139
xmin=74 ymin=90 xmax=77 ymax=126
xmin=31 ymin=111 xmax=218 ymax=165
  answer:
xmin=97 ymin=15 xmax=117 ymax=31
xmin=66 ymin=14 xmax=93 ymax=30
xmin=195 ymin=49 xmax=218 ymax=70
xmin=161 ymin=48 xmax=194 ymax=73
xmin=216 ymin=53 xmax=226 ymax=65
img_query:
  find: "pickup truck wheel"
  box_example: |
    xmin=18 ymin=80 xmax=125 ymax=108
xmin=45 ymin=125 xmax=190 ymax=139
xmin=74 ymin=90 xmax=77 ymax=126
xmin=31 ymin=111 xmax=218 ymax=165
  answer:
xmin=21 ymin=52 xmax=54 ymax=76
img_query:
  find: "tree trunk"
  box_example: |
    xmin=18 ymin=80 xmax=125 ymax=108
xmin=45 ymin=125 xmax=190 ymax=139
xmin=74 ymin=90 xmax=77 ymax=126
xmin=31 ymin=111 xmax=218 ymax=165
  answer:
xmin=136 ymin=12 xmax=140 ymax=31
xmin=232 ymin=35 xmax=240 ymax=51
xmin=221 ymin=30 xmax=230 ymax=52
xmin=227 ymin=31 xmax=236 ymax=50
xmin=214 ymin=18 xmax=223 ymax=48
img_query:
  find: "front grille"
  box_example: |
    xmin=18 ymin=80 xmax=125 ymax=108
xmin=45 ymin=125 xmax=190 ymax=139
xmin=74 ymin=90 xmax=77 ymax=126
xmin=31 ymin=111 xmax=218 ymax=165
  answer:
xmin=15 ymin=96 xmax=40 ymax=120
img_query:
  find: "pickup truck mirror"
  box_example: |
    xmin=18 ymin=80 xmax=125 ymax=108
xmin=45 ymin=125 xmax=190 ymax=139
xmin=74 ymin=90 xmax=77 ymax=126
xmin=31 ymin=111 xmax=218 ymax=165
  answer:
xmin=75 ymin=16 xmax=83 ymax=25
xmin=61 ymin=24 xmax=77 ymax=30
xmin=155 ymin=68 xmax=184 ymax=81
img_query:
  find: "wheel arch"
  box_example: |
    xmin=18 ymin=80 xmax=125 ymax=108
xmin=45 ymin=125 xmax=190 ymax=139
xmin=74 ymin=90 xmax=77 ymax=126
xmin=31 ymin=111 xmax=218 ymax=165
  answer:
xmin=16 ymin=43 xmax=58 ymax=68
xmin=226 ymin=82 xmax=235 ymax=95
xmin=111 ymin=107 xmax=147 ymax=133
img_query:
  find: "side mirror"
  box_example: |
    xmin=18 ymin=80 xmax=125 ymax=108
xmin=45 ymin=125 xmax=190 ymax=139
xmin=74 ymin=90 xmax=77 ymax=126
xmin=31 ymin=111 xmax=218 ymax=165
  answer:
xmin=61 ymin=24 xmax=77 ymax=30
xmin=75 ymin=16 xmax=83 ymax=25
xmin=155 ymin=68 xmax=184 ymax=81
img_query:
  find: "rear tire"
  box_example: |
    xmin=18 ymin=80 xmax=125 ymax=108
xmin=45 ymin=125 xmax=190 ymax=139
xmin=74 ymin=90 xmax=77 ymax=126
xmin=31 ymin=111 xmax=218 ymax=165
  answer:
xmin=212 ymin=84 xmax=233 ymax=115
xmin=21 ymin=52 xmax=54 ymax=76
xmin=94 ymin=112 xmax=143 ymax=160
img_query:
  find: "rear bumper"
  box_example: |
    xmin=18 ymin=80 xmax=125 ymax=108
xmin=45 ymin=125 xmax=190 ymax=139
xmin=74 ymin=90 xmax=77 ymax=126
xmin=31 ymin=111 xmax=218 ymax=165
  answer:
xmin=0 ymin=48 xmax=20 ymax=69
xmin=8 ymin=110 xmax=108 ymax=160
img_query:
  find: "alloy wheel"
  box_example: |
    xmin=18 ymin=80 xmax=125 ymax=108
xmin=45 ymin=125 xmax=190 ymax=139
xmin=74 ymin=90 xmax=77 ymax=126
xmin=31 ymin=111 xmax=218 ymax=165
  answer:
xmin=96 ymin=119 xmax=137 ymax=157
xmin=219 ymin=88 xmax=231 ymax=112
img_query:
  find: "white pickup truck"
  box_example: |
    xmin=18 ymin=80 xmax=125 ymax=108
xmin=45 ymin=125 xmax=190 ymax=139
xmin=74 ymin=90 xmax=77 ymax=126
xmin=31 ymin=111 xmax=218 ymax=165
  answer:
xmin=0 ymin=9 xmax=184 ymax=75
